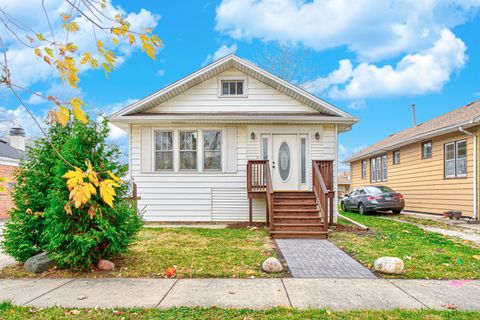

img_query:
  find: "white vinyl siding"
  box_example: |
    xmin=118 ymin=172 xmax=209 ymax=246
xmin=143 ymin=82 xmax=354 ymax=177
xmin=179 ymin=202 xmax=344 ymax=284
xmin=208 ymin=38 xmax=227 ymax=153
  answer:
xmin=146 ymin=69 xmax=318 ymax=114
xmin=131 ymin=124 xmax=336 ymax=222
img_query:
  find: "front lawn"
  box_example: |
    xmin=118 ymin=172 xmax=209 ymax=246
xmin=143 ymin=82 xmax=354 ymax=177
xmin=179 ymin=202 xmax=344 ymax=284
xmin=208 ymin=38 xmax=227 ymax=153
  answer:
xmin=0 ymin=303 xmax=478 ymax=320
xmin=0 ymin=227 xmax=282 ymax=279
xmin=331 ymin=211 xmax=480 ymax=279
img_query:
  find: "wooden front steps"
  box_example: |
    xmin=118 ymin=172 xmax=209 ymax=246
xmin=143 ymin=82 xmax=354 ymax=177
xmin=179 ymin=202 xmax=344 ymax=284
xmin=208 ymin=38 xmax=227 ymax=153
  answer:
xmin=270 ymin=191 xmax=327 ymax=239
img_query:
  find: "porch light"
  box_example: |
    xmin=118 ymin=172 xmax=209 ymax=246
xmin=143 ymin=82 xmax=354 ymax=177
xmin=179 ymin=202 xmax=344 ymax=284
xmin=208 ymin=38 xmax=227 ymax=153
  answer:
xmin=250 ymin=131 xmax=256 ymax=140
xmin=315 ymin=132 xmax=320 ymax=140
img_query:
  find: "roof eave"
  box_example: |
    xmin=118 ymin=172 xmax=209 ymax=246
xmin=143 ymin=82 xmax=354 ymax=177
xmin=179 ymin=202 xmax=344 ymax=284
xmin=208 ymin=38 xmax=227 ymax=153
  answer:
xmin=344 ymin=120 xmax=478 ymax=163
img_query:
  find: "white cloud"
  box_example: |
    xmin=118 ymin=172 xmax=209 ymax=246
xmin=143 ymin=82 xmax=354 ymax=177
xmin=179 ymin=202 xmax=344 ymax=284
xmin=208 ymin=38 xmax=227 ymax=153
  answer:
xmin=26 ymin=92 xmax=45 ymax=105
xmin=94 ymin=98 xmax=138 ymax=142
xmin=156 ymin=69 xmax=165 ymax=77
xmin=338 ymin=143 xmax=367 ymax=171
xmin=310 ymin=29 xmax=466 ymax=100
xmin=0 ymin=105 xmax=46 ymax=138
xmin=216 ymin=0 xmax=479 ymax=61
xmin=0 ymin=0 xmax=160 ymax=87
xmin=202 ymin=44 xmax=238 ymax=66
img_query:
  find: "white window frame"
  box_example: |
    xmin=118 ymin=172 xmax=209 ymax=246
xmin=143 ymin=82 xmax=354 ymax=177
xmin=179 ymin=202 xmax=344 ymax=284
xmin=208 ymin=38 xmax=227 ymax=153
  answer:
xmin=361 ymin=160 xmax=367 ymax=179
xmin=151 ymin=128 xmax=226 ymax=173
xmin=393 ymin=150 xmax=400 ymax=165
xmin=203 ymin=129 xmax=223 ymax=171
xmin=154 ymin=130 xmax=174 ymax=171
xmin=444 ymin=139 xmax=467 ymax=178
xmin=370 ymin=154 xmax=387 ymax=182
xmin=217 ymin=75 xmax=248 ymax=98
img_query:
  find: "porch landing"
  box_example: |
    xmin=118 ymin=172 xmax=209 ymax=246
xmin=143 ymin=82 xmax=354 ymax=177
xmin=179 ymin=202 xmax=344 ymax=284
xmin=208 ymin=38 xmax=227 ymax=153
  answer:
xmin=276 ymin=239 xmax=376 ymax=279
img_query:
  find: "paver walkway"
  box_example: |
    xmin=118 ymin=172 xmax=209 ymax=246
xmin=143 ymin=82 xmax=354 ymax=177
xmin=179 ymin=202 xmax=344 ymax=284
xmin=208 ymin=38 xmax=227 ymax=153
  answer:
xmin=1 ymin=278 xmax=479 ymax=310
xmin=276 ymin=239 xmax=376 ymax=278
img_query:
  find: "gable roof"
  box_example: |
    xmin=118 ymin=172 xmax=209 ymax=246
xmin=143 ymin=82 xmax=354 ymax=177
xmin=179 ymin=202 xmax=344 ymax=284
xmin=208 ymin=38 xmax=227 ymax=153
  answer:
xmin=345 ymin=100 xmax=480 ymax=163
xmin=111 ymin=54 xmax=356 ymax=120
xmin=0 ymin=139 xmax=24 ymax=160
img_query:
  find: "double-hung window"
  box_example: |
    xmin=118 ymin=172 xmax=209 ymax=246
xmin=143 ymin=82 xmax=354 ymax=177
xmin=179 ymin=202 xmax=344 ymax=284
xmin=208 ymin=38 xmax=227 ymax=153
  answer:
xmin=203 ymin=130 xmax=222 ymax=171
xmin=422 ymin=141 xmax=432 ymax=159
xmin=444 ymin=140 xmax=467 ymax=178
xmin=393 ymin=150 xmax=400 ymax=165
xmin=179 ymin=131 xmax=197 ymax=170
xmin=155 ymin=131 xmax=173 ymax=170
xmin=361 ymin=160 xmax=367 ymax=179
xmin=370 ymin=154 xmax=387 ymax=182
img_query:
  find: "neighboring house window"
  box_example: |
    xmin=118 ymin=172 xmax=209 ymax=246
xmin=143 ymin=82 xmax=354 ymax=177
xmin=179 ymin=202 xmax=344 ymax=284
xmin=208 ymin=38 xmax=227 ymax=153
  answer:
xmin=381 ymin=154 xmax=388 ymax=181
xmin=370 ymin=155 xmax=387 ymax=182
xmin=179 ymin=131 xmax=197 ymax=170
xmin=370 ymin=158 xmax=376 ymax=182
xmin=393 ymin=150 xmax=400 ymax=164
xmin=361 ymin=160 xmax=367 ymax=179
xmin=444 ymin=140 xmax=467 ymax=178
xmin=155 ymin=131 xmax=173 ymax=170
xmin=300 ymin=137 xmax=306 ymax=184
xmin=203 ymin=130 xmax=222 ymax=171
xmin=422 ymin=141 xmax=432 ymax=159
xmin=221 ymin=80 xmax=244 ymax=96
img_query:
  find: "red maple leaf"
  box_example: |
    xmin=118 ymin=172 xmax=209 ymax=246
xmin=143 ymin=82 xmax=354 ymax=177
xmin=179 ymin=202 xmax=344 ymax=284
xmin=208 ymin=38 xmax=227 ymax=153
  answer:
xmin=165 ymin=266 xmax=176 ymax=278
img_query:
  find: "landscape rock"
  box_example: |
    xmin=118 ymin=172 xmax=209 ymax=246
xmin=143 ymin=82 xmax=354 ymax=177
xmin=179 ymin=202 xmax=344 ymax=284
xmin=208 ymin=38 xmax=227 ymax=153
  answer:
xmin=262 ymin=257 xmax=283 ymax=273
xmin=374 ymin=256 xmax=404 ymax=274
xmin=24 ymin=252 xmax=55 ymax=274
xmin=98 ymin=259 xmax=115 ymax=271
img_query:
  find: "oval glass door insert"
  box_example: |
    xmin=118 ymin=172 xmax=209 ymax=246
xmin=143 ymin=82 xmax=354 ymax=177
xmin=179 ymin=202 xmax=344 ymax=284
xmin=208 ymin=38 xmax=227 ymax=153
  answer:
xmin=278 ymin=141 xmax=291 ymax=182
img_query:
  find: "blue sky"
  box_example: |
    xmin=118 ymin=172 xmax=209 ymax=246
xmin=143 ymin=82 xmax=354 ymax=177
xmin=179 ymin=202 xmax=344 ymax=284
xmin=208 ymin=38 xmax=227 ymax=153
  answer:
xmin=1 ymin=0 xmax=479 ymax=168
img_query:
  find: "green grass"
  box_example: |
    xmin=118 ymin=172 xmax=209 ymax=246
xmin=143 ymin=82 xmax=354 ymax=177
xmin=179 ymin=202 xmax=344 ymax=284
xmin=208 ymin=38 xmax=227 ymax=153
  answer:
xmin=332 ymin=211 xmax=480 ymax=279
xmin=0 ymin=302 xmax=478 ymax=320
xmin=0 ymin=227 xmax=282 ymax=279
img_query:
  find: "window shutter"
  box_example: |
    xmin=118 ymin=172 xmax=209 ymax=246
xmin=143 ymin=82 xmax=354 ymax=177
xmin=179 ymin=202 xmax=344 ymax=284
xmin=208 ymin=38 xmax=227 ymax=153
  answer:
xmin=225 ymin=127 xmax=237 ymax=172
xmin=140 ymin=127 xmax=152 ymax=172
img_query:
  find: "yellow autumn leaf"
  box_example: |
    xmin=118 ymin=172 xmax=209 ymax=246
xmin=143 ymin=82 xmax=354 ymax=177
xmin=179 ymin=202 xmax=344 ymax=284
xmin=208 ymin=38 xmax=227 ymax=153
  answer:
xmin=473 ymin=255 xmax=480 ymax=260
xmin=69 ymin=184 xmax=90 ymax=208
xmin=57 ymin=105 xmax=70 ymax=126
xmin=36 ymin=33 xmax=45 ymax=41
xmin=63 ymin=167 xmax=85 ymax=189
xmin=43 ymin=56 xmax=52 ymax=65
xmin=151 ymin=35 xmax=162 ymax=47
xmin=34 ymin=48 xmax=42 ymax=57
xmin=64 ymin=202 xmax=72 ymax=215
xmin=44 ymin=47 xmax=54 ymax=58
xmin=63 ymin=21 xmax=79 ymax=33
xmin=102 ymin=62 xmax=112 ymax=75
xmin=85 ymin=160 xmax=99 ymax=186
xmin=61 ymin=14 xmax=71 ymax=22
xmin=107 ymin=171 xmax=123 ymax=184
xmin=99 ymin=179 xmax=119 ymax=207
xmin=111 ymin=37 xmax=119 ymax=46
xmin=104 ymin=50 xmax=116 ymax=67
xmin=128 ymin=34 xmax=135 ymax=45
xmin=70 ymin=98 xmax=88 ymax=124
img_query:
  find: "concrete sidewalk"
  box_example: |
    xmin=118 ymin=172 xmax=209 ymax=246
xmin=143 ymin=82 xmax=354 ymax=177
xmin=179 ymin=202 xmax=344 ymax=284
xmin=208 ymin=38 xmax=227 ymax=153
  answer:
xmin=1 ymin=278 xmax=479 ymax=310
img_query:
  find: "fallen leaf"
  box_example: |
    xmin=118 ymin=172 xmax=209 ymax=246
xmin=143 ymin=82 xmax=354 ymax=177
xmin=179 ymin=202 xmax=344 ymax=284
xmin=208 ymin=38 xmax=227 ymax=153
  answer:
xmin=165 ymin=266 xmax=176 ymax=278
xmin=77 ymin=295 xmax=87 ymax=300
xmin=441 ymin=304 xmax=458 ymax=309
xmin=473 ymin=255 xmax=480 ymax=260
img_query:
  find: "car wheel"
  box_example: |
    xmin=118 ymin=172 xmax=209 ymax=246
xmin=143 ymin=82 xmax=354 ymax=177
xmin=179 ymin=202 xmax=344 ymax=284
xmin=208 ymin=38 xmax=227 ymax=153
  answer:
xmin=358 ymin=203 xmax=366 ymax=215
xmin=341 ymin=201 xmax=348 ymax=212
xmin=392 ymin=209 xmax=402 ymax=214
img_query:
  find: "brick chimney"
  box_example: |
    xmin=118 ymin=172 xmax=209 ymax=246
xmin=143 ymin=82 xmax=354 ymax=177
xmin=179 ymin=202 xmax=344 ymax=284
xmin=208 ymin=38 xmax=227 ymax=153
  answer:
xmin=9 ymin=127 xmax=25 ymax=151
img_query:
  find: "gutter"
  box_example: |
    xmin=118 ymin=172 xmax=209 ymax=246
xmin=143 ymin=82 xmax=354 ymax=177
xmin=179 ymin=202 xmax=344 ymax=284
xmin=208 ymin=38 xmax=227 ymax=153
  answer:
xmin=344 ymin=120 xmax=479 ymax=163
xmin=459 ymin=126 xmax=478 ymax=220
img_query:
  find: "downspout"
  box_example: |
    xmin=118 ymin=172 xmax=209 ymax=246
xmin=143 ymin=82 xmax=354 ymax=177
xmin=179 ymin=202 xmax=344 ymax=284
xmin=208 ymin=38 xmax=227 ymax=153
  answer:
xmin=459 ymin=126 xmax=477 ymax=220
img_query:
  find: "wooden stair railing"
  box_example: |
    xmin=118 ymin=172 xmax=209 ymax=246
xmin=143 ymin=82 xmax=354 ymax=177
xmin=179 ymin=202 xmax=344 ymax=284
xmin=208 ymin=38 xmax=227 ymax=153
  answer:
xmin=312 ymin=160 xmax=335 ymax=229
xmin=247 ymin=160 xmax=274 ymax=228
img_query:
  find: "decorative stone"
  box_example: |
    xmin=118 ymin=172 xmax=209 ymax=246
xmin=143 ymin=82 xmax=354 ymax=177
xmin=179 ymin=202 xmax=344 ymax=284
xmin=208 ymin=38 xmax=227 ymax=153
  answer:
xmin=374 ymin=256 xmax=404 ymax=274
xmin=262 ymin=257 xmax=283 ymax=273
xmin=98 ymin=259 xmax=115 ymax=271
xmin=24 ymin=252 xmax=55 ymax=274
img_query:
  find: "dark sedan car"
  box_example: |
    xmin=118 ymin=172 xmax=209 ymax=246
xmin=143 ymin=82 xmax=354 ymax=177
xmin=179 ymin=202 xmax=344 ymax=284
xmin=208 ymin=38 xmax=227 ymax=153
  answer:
xmin=340 ymin=186 xmax=405 ymax=214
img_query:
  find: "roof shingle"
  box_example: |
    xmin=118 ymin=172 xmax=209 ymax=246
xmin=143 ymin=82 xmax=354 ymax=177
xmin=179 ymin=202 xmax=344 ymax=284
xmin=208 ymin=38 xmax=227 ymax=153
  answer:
xmin=346 ymin=100 xmax=480 ymax=162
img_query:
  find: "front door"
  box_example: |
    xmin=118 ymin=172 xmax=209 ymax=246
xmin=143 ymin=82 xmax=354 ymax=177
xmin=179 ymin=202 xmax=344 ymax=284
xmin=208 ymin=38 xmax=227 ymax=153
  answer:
xmin=272 ymin=134 xmax=299 ymax=190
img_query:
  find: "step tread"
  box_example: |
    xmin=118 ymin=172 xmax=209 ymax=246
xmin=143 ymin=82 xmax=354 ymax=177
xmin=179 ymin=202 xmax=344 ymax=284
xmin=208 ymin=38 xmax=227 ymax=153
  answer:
xmin=274 ymin=215 xmax=321 ymax=219
xmin=274 ymin=209 xmax=319 ymax=212
xmin=270 ymin=230 xmax=328 ymax=234
xmin=273 ymin=223 xmax=325 ymax=227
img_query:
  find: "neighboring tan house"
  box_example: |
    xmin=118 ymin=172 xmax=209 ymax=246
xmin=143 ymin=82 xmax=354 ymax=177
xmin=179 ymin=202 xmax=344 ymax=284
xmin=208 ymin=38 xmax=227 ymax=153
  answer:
xmin=0 ymin=127 xmax=26 ymax=219
xmin=110 ymin=55 xmax=358 ymax=238
xmin=345 ymin=101 xmax=480 ymax=219
xmin=337 ymin=172 xmax=351 ymax=198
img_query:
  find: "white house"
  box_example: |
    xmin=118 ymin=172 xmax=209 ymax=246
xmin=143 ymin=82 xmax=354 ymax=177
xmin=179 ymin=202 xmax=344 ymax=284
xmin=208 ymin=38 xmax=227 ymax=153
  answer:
xmin=110 ymin=55 xmax=357 ymax=238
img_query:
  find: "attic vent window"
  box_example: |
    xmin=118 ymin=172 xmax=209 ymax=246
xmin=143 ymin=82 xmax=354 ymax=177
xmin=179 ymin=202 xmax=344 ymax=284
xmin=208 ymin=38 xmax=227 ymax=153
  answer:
xmin=221 ymin=80 xmax=244 ymax=96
